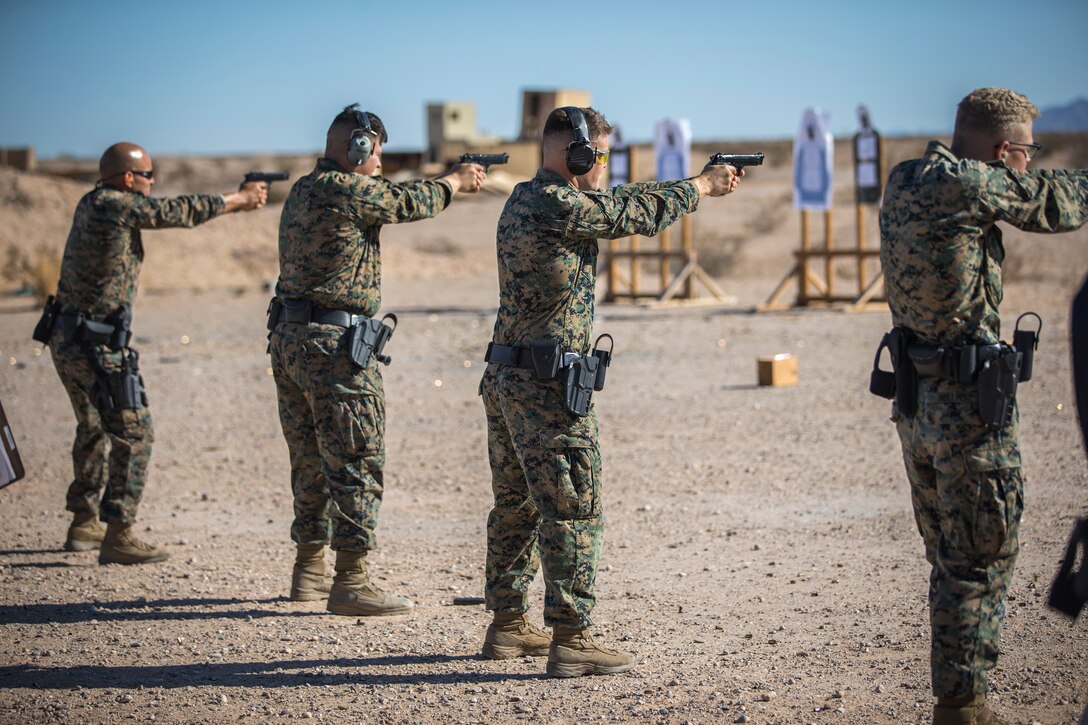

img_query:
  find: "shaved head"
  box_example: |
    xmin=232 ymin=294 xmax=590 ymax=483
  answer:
xmin=542 ymin=106 xmax=613 ymax=152
xmin=324 ymin=106 xmax=387 ymax=158
xmin=99 ymin=142 xmax=152 ymax=179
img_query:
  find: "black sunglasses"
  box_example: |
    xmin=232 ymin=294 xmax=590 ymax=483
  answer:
xmin=129 ymin=169 xmax=154 ymax=180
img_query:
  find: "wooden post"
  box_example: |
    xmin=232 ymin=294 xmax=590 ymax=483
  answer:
xmin=799 ymin=210 xmax=810 ymax=304
xmin=856 ymin=203 xmax=866 ymax=296
xmin=659 ymin=227 xmax=671 ymax=291
xmin=824 ymin=209 xmax=834 ymax=300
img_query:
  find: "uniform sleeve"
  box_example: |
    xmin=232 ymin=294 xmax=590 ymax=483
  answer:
xmin=609 ymin=180 xmax=686 ymax=197
xmin=981 ymin=166 xmax=1088 ymax=233
xmin=130 ymin=194 xmax=226 ymax=229
xmin=566 ymin=180 xmax=700 ymax=240
xmin=347 ymin=176 xmax=451 ymax=225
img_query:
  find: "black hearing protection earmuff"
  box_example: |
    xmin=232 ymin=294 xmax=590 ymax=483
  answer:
xmin=562 ymin=106 xmax=596 ymax=176
xmin=346 ymin=105 xmax=376 ymax=166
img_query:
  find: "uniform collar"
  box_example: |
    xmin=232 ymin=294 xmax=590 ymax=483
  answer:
xmin=926 ymin=140 xmax=958 ymax=163
xmin=534 ymin=167 xmax=571 ymax=185
xmin=317 ymin=157 xmax=348 ymax=173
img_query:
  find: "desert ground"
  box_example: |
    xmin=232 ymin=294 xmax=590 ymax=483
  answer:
xmin=0 ymin=137 xmax=1086 ymax=724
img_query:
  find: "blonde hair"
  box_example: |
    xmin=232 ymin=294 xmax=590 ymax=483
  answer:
xmin=955 ymin=87 xmax=1040 ymax=137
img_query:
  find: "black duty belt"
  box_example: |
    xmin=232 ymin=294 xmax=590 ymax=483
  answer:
xmin=270 ymin=299 xmax=366 ymax=328
xmin=485 ymin=337 xmax=614 ymax=417
xmin=484 ymin=342 xmax=536 ymax=369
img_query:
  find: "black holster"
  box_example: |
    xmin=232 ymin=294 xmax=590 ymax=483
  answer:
xmin=869 ymin=328 xmax=916 ymax=416
xmin=891 ymin=328 xmax=917 ymax=417
xmin=32 ymin=295 xmax=60 ymax=344
xmin=562 ymin=353 xmax=598 ymax=417
xmin=977 ymin=349 xmax=1021 ymax=428
xmin=266 ymin=298 xmax=283 ymax=331
xmin=96 ymin=349 xmax=148 ymax=411
xmin=552 ymin=334 xmax=614 ymax=417
xmin=869 ymin=332 xmax=896 ymax=400
xmin=346 ymin=314 xmax=397 ymax=368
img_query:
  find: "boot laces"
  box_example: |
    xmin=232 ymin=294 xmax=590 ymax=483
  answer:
xmin=514 ymin=619 xmax=547 ymax=638
xmin=580 ymin=632 xmax=619 ymax=655
xmin=120 ymin=530 xmax=154 ymax=551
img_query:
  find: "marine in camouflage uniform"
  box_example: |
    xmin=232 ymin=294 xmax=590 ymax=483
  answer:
xmin=878 ymin=88 xmax=1088 ymax=722
xmin=480 ymin=106 xmax=741 ymax=675
xmin=269 ymin=105 xmax=484 ymax=614
xmin=44 ymin=142 xmax=266 ymax=564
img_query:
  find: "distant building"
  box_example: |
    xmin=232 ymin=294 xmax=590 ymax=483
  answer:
xmin=0 ymin=147 xmax=36 ymax=172
xmin=518 ymin=89 xmax=591 ymax=141
xmin=426 ymin=101 xmax=501 ymax=162
xmin=423 ymin=89 xmax=592 ymax=177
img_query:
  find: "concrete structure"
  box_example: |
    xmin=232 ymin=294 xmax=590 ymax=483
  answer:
xmin=0 ymin=147 xmax=36 ymax=171
xmin=518 ymin=89 xmax=591 ymax=141
xmin=431 ymin=139 xmax=540 ymax=179
xmin=426 ymin=101 xmax=501 ymax=162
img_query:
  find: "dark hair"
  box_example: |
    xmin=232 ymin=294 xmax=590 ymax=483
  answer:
xmin=543 ymin=106 xmax=613 ymax=143
xmin=329 ymin=105 xmax=388 ymax=144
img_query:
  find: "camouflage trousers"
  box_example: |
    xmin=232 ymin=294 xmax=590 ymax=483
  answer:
xmin=480 ymin=364 xmax=603 ymax=629
xmin=894 ymin=377 xmax=1023 ymax=699
xmin=49 ymin=335 xmax=153 ymax=525
xmin=270 ymin=321 xmax=385 ymax=553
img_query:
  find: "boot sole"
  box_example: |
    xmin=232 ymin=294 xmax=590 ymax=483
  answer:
xmin=482 ymin=642 xmax=550 ymax=660
xmin=98 ymin=552 xmax=171 ymax=565
xmin=326 ymin=602 xmax=413 ymax=617
xmin=64 ymin=539 xmax=102 ymax=552
xmin=546 ymin=661 xmax=635 ymax=678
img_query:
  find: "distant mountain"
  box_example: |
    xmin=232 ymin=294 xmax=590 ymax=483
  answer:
xmin=1036 ymin=98 xmax=1088 ymax=132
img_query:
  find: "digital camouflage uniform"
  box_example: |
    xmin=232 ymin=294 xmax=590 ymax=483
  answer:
xmin=270 ymin=158 xmax=451 ymax=553
xmin=879 ymin=141 xmax=1088 ymax=697
xmin=482 ymin=171 xmax=700 ymax=627
xmin=50 ymin=187 xmax=226 ymax=524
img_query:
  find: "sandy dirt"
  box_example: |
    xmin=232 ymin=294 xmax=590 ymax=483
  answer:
xmin=0 ymin=140 xmax=1086 ymax=724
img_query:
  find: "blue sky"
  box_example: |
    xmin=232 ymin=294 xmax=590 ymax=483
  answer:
xmin=1 ymin=0 xmax=1085 ymax=158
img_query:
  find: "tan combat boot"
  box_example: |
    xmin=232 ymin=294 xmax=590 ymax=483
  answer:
xmin=98 ymin=523 xmax=170 ymax=565
xmin=546 ymin=625 xmax=635 ymax=678
xmin=933 ymin=694 xmax=1006 ymax=725
xmin=482 ymin=611 xmax=550 ymax=659
xmin=290 ymin=543 xmax=332 ymax=601
xmin=64 ymin=512 xmax=105 ymax=551
xmin=326 ymin=550 xmax=413 ymax=617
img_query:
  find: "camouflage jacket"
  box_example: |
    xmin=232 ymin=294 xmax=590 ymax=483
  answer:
xmin=56 ymin=187 xmax=225 ymax=317
xmin=491 ymin=169 xmax=700 ymax=353
xmin=275 ymin=158 xmax=452 ymax=317
xmin=880 ymin=141 xmax=1088 ymax=345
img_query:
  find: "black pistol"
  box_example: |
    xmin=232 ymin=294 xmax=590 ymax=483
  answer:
xmin=241 ymin=171 xmax=290 ymax=189
xmin=708 ymin=152 xmax=765 ymax=170
xmin=459 ymin=153 xmax=509 ymax=171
